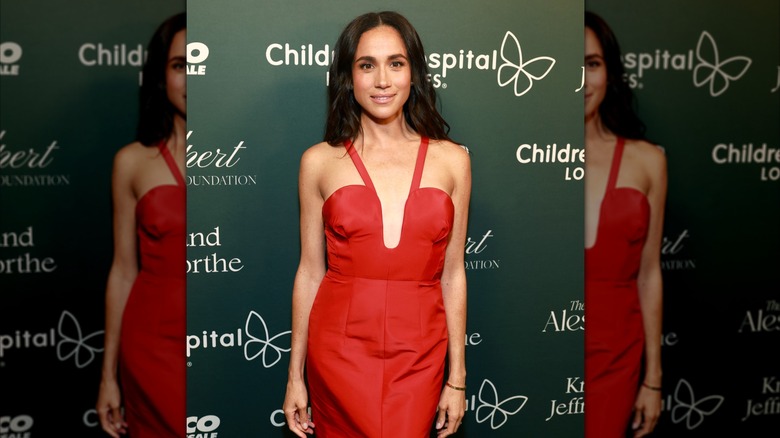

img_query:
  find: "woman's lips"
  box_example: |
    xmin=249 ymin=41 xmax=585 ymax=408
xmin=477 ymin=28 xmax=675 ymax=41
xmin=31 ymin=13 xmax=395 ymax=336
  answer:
xmin=371 ymin=93 xmax=395 ymax=103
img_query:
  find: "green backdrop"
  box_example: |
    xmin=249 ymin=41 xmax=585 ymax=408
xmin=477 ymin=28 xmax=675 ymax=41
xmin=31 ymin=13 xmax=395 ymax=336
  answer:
xmin=1 ymin=1 xmax=185 ymax=436
xmin=185 ymin=0 xmax=584 ymax=436
xmin=587 ymin=1 xmax=779 ymax=436
xmin=7 ymin=2 xmax=770 ymax=436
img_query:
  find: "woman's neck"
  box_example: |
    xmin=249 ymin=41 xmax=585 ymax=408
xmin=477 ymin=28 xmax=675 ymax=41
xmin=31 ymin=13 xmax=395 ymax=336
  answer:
xmin=166 ymin=114 xmax=187 ymax=156
xmin=585 ymin=113 xmax=614 ymax=146
xmin=357 ymin=112 xmax=417 ymax=150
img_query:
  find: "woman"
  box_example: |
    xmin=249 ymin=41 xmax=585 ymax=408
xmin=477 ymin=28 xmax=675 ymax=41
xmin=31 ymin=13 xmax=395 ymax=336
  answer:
xmin=282 ymin=11 xmax=470 ymax=438
xmin=96 ymin=12 xmax=186 ymax=438
xmin=584 ymin=11 xmax=666 ymax=438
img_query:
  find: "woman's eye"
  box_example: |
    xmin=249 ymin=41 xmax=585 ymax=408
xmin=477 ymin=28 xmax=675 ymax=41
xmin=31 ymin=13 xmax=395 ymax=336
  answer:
xmin=390 ymin=61 xmax=405 ymax=68
xmin=359 ymin=63 xmax=373 ymax=70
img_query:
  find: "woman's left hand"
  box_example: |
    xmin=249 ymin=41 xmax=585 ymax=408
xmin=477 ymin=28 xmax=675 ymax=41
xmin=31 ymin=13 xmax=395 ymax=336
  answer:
xmin=631 ymin=385 xmax=662 ymax=437
xmin=434 ymin=384 xmax=466 ymax=437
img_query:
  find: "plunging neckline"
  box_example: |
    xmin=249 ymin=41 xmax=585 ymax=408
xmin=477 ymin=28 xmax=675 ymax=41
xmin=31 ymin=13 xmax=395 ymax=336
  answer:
xmin=586 ymin=137 xmax=622 ymax=251
xmin=585 ymin=137 xmax=648 ymax=251
xmin=345 ymin=137 xmax=428 ymax=250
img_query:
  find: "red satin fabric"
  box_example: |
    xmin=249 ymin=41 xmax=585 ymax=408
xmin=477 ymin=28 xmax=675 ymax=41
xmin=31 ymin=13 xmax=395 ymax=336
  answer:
xmin=308 ymin=137 xmax=454 ymax=437
xmin=585 ymin=137 xmax=650 ymax=437
xmin=119 ymin=141 xmax=185 ymax=437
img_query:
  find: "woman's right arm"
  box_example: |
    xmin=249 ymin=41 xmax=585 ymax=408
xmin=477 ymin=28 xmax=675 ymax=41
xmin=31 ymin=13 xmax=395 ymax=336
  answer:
xmin=97 ymin=146 xmax=139 ymax=438
xmin=632 ymin=142 xmax=667 ymax=438
xmin=284 ymin=146 xmax=326 ymax=437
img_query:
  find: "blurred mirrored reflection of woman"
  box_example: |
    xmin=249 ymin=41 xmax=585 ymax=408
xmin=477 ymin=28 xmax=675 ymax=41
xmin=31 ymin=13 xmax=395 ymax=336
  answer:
xmin=96 ymin=12 xmax=186 ymax=438
xmin=584 ymin=10 xmax=667 ymax=438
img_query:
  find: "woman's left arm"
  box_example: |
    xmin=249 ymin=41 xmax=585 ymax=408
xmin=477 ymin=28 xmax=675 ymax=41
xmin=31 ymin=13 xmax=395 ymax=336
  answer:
xmin=435 ymin=144 xmax=471 ymax=437
xmin=632 ymin=144 xmax=667 ymax=437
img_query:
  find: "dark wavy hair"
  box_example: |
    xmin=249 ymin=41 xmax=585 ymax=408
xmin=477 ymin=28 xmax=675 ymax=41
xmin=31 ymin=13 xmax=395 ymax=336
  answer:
xmin=325 ymin=11 xmax=453 ymax=145
xmin=136 ymin=12 xmax=186 ymax=147
xmin=585 ymin=11 xmax=646 ymax=140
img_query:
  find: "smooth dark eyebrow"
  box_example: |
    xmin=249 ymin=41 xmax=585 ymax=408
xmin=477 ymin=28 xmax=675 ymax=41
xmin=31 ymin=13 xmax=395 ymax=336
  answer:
xmin=585 ymin=54 xmax=603 ymax=61
xmin=354 ymin=53 xmax=408 ymax=63
xmin=354 ymin=55 xmax=377 ymax=64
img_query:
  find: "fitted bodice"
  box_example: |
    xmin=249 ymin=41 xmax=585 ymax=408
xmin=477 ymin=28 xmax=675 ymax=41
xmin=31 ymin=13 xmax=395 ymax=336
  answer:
xmin=135 ymin=141 xmax=185 ymax=279
xmin=585 ymin=137 xmax=650 ymax=283
xmin=321 ymin=137 xmax=454 ymax=281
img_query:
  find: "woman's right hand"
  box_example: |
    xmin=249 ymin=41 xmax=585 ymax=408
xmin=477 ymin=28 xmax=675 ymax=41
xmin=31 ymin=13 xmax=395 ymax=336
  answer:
xmin=97 ymin=379 xmax=127 ymax=437
xmin=283 ymin=379 xmax=315 ymax=437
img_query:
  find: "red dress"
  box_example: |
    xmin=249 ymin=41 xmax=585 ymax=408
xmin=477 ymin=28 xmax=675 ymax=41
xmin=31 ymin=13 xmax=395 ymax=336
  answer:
xmin=585 ymin=137 xmax=650 ymax=437
xmin=119 ymin=141 xmax=185 ymax=437
xmin=307 ymin=137 xmax=453 ymax=437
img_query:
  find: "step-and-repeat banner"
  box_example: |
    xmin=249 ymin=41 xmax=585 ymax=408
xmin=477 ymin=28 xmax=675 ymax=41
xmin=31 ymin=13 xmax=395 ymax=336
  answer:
xmin=6 ymin=1 xmax=777 ymax=437
xmin=186 ymin=0 xmax=584 ymax=436
xmin=588 ymin=0 xmax=779 ymax=436
xmin=0 ymin=1 xmax=184 ymax=437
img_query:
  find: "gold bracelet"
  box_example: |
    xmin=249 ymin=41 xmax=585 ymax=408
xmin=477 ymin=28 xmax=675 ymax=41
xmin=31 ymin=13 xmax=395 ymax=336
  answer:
xmin=642 ymin=382 xmax=662 ymax=391
xmin=446 ymin=382 xmax=466 ymax=391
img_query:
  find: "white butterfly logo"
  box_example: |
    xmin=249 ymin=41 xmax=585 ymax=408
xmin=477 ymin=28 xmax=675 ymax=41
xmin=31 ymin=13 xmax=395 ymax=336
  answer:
xmin=243 ymin=310 xmax=291 ymax=368
xmin=497 ymin=31 xmax=556 ymax=97
xmin=56 ymin=310 xmax=104 ymax=369
xmin=692 ymin=31 xmax=751 ymax=97
xmin=475 ymin=379 xmax=528 ymax=429
xmin=670 ymin=378 xmax=724 ymax=430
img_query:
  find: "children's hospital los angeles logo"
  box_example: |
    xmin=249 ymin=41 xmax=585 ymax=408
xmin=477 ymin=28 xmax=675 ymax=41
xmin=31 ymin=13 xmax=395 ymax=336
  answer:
xmin=496 ymin=31 xmax=555 ymax=97
xmin=186 ymin=310 xmax=291 ymax=368
xmin=692 ymin=32 xmax=750 ymax=97
xmin=264 ymin=30 xmax=556 ymax=97
xmin=623 ymin=30 xmax=752 ymax=97
xmin=664 ymin=378 xmax=725 ymax=430
xmin=0 ymin=310 xmax=104 ymax=369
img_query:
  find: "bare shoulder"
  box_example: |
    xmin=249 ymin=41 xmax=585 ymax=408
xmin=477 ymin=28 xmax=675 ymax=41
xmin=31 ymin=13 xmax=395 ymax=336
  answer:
xmin=300 ymin=141 xmax=342 ymax=171
xmin=626 ymin=139 xmax=667 ymax=193
xmin=627 ymin=138 xmax=666 ymax=172
xmin=299 ymin=141 xmax=350 ymax=191
xmin=112 ymin=141 xmax=150 ymax=174
xmin=429 ymin=139 xmax=471 ymax=169
xmin=302 ymin=141 xmax=334 ymax=156
xmin=627 ymin=138 xmax=665 ymax=162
